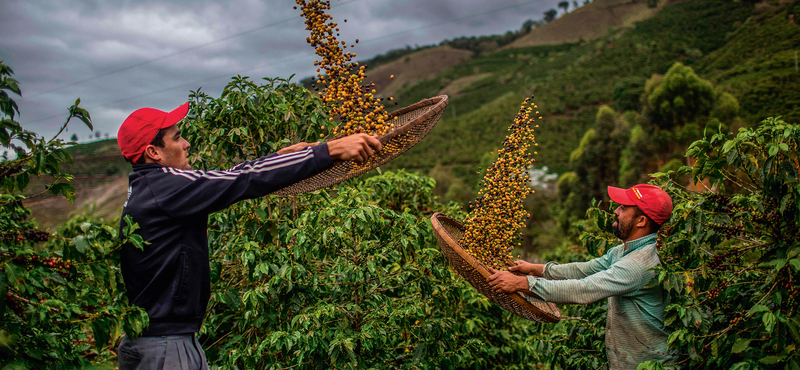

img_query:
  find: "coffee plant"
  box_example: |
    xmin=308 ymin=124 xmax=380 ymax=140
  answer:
xmin=182 ymin=75 xmax=561 ymax=369
xmin=6 ymin=60 xmax=796 ymax=369
xmin=531 ymin=117 xmax=800 ymax=369
xmin=0 ymin=61 xmax=148 ymax=369
xmin=645 ymin=117 xmax=800 ymax=369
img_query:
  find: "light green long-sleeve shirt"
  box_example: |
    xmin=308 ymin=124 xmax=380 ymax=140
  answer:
xmin=525 ymin=233 xmax=678 ymax=369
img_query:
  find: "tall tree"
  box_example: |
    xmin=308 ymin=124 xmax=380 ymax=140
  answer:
xmin=569 ymin=106 xmax=630 ymax=207
xmin=543 ymin=9 xmax=558 ymax=23
xmin=521 ymin=19 xmax=536 ymax=33
xmin=558 ymin=1 xmax=570 ymax=14
xmin=612 ymin=76 xmax=646 ymax=112
xmin=646 ymin=63 xmax=715 ymax=130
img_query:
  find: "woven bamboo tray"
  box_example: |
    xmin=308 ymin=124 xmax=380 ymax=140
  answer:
xmin=431 ymin=212 xmax=561 ymax=323
xmin=272 ymin=95 xmax=449 ymax=195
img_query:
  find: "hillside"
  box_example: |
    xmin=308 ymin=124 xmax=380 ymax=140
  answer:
xmin=508 ymin=0 xmax=667 ymax=48
xmin=23 ymin=0 xmax=800 ymax=229
xmin=693 ymin=7 xmax=800 ymax=123
xmin=23 ymin=139 xmax=130 ymax=229
xmin=385 ymin=0 xmax=756 ymax=189
xmin=367 ymin=46 xmax=473 ymax=97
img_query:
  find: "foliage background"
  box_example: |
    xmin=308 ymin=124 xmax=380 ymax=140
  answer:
xmin=2 ymin=0 xmax=800 ymax=369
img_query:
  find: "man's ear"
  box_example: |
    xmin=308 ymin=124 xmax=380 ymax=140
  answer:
xmin=143 ymin=144 xmax=162 ymax=163
xmin=635 ymin=214 xmax=648 ymax=229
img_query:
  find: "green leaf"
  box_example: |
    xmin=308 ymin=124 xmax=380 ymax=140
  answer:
xmin=711 ymin=337 xmax=718 ymax=358
xmin=781 ymin=194 xmax=791 ymax=214
xmin=789 ymin=259 xmax=800 ymax=272
xmin=758 ymin=356 xmax=784 ymax=365
xmin=101 ymin=225 xmax=118 ymax=238
xmin=50 ymin=182 xmax=75 ymax=203
xmin=769 ymin=145 xmax=779 ymax=156
xmin=731 ymin=338 xmax=751 ymax=354
xmin=763 ymin=312 xmax=777 ymax=333
xmin=636 ymin=360 xmax=664 ymax=370
xmin=747 ymin=304 xmax=769 ymax=316
xmin=73 ymin=235 xmax=89 ymax=254
xmin=91 ymin=320 xmax=109 ymax=351
xmin=722 ymin=140 xmax=736 ymax=153
xmin=129 ymin=235 xmax=145 ymax=250
xmin=15 ymin=171 xmax=28 ymax=191
xmin=5 ymin=264 xmax=18 ymax=289
xmin=70 ymin=99 xmax=93 ymax=131
xmin=730 ymin=362 xmax=751 ymax=370
xmin=667 ymin=329 xmax=683 ymax=345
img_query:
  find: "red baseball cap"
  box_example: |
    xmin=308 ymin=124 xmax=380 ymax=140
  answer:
xmin=117 ymin=102 xmax=189 ymax=163
xmin=607 ymin=184 xmax=673 ymax=225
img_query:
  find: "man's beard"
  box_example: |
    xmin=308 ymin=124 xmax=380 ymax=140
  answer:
xmin=612 ymin=217 xmax=635 ymax=240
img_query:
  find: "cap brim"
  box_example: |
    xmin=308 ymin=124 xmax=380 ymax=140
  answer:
xmin=162 ymin=102 xmax=189 ymax=128
xmin=608 ymin=186 xmax=636 ymax=205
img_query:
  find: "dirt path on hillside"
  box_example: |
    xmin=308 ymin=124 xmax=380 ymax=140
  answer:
xmin=25 ymin=175 xmax=129 ymax=230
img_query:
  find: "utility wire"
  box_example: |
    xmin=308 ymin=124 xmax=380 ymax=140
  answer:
xmin=26 ymin=52 xmax=315 ymax=125
xmin=362 ymin=0 xmax=544 ymax=44
xmin=27 ymin=0 xmax=547 ymax=125
xmin=26 ymin=0 xmax=361 ymax=98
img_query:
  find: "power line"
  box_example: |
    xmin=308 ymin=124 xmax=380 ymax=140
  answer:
xmin=27 ymin=0 xmax=547 ymax=125
xmin=26 ymin=0 xmax=361 ymax=98
xmin=362 ymin=0 xmax=545 ymax=44
xmin=26 ymin=52 xmax=316 ymax=125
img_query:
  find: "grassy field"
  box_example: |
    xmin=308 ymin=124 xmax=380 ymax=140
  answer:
xmin=385 ymin=0 xmax=755 ymax=192
xmin=693 ymin=7 xmax=800 ymax=123
xmin=508 ymin=0 xmax=667 ymax=48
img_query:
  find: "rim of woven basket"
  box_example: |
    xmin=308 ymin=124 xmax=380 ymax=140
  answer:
xmin=377 ymin=95 xmax=448 ymax=144
xmin=430 ymin=212 xmax=561 ymax=323
xmin=271 ymin=95 xmax=448 ymax=195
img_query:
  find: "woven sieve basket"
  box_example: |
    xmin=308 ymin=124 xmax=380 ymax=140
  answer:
xmin=430 ymin=212 xmax=561 ymax=323
xmin=272 ymin=95 xmax=449 ymax=195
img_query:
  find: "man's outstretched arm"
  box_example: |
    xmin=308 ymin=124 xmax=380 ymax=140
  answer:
xmin=149 ymin=134 xmax=381 ymax=218
xmin=489 ymin=257 xmax=649 ymax=304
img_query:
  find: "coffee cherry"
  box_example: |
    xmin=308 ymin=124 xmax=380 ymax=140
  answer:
xmin=297 ymin=0 xmax=392 ymax=137
xmin=461 ymin=96 xmax=540 ymax=270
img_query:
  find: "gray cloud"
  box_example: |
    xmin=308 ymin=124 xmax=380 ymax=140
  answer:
xmin=1 ymin=0 xmax=562 ymax=142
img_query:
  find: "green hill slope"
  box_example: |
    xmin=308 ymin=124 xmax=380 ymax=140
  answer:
xmin=693 ymin=7 xmax=800 ymax=123
xmin=386 ymin=0 xmax=755 ymax=190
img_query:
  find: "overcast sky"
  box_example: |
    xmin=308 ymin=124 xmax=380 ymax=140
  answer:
xmin=1 ymin=0 xmax=563 ymax=143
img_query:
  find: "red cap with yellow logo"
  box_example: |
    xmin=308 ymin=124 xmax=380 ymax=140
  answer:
xmin=117 ymin=102 xmax=189 ymax=163
xmin=607 ymin=184 xmax=673 ymax=225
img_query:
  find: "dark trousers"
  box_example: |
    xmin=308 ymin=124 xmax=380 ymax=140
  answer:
xmin=118 ymin=333 xmax=209 ymax=370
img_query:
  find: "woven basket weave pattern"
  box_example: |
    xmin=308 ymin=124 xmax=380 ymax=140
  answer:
xmin=432 ymin=213 xmax=561 ymax=323
xmin=272 ymin=95 xmax=448 ymax=195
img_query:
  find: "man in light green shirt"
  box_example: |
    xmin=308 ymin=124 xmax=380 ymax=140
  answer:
xmin=487 ymin=184 xmax=678 ymax=369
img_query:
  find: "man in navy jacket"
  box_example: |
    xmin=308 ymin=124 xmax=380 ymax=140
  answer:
xmin=115 ymin=102 xmax=381 ymax=369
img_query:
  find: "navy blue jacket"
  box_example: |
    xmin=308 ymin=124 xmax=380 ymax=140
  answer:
xmin=119 ymin=144 xmax=332 ymax=336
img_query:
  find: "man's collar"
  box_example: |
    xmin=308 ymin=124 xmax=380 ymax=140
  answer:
xmin=621 ymin=233 xmax=658 ymax=253
xmin=132 ymin=163 xmax=164 ymax=172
